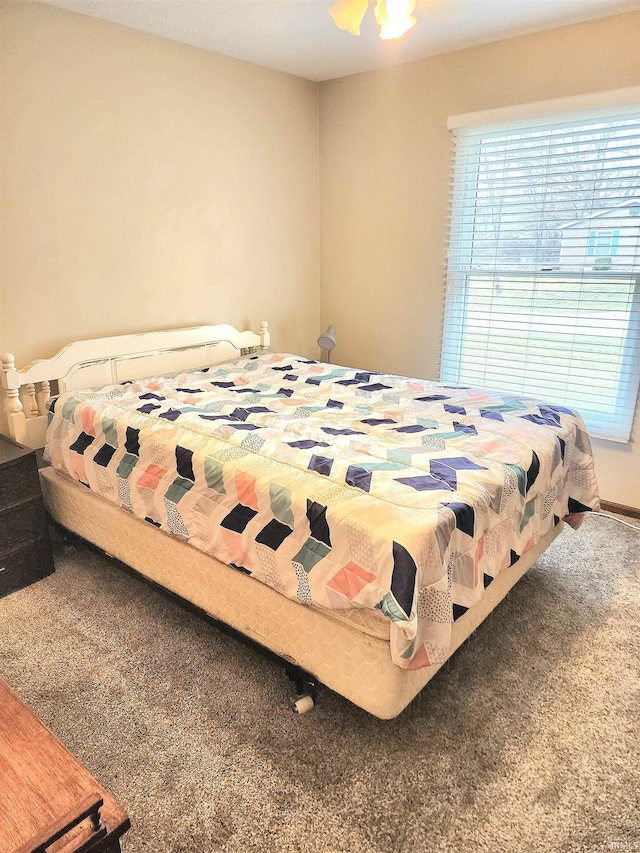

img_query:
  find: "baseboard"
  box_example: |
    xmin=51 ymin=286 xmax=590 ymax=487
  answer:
xmin=600 ymin=500 xmax=640 ymax=520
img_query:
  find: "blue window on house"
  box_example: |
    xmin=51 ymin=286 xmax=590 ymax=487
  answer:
xmin=587 ymin=229 xmax=620 ymax=256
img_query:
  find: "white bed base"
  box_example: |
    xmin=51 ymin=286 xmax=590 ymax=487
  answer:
xmin=1 ymin=321 xmax=270 ymax=449
xmin=1 ymin=321 xmax=564 ymax=718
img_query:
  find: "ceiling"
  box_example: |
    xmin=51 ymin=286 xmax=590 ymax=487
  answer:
xmin=44 ymin=0 xmax=638 ymax=82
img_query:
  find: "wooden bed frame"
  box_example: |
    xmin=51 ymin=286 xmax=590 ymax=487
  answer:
xmin=1 ymin=322 xmax=563 ymax=719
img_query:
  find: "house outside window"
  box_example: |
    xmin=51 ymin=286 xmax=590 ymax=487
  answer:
xmin=441 ymin=91 xmax=640 ymax=442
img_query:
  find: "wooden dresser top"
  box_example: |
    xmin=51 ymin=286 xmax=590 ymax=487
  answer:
xmin=0 ymin=679 xmax=130 ymax=852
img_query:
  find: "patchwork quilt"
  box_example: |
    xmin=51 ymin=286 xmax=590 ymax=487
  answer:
xmin=45 ymin=353 xmax=600 ymax=669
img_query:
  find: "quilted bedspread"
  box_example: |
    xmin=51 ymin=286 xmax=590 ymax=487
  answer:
xmin=45 ymin=353 xmax=600 ymax=669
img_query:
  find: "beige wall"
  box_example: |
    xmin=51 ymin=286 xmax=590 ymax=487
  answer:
xmin=319 ymin=13 xmax=640 ymax=507
xmin=0 ymin=0 xmax=319 ymax=366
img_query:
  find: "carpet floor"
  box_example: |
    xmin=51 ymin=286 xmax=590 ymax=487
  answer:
xmin=1 ymin=514 xmax=638 ymax=853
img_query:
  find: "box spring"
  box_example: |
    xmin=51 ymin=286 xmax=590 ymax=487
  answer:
xmin=40 ymin=467 xmax=562 ymax=719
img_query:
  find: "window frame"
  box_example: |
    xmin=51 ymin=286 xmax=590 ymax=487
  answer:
xmin=442 ymin=89 xmax=640 ymax=443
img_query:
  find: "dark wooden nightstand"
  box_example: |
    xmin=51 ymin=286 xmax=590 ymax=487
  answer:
xmin=0 ymin=435 xmax=54 ymax=597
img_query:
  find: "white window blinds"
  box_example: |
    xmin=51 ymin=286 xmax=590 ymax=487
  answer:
xmin=441 ymin=98 xmax=640 ymax=442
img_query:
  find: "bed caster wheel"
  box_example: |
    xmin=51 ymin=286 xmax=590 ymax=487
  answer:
xmin=292 ymin=694 xmax=315 ymax=715
xmin=285 ymin=666 xmax=317 ymax=714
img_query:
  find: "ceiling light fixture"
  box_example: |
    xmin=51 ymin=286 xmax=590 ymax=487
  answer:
xmin=329 ymin=0 xmax=417 ymax=40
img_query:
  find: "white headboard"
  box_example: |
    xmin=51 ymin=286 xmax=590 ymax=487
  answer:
xmin=1 ymin=321 xmax=270 ymax=449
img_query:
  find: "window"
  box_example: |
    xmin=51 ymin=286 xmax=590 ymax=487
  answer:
xmin=441 ymin=92 xmax=640 ymax=442
xmin=586 ymin=229 xmax=619 ymax=257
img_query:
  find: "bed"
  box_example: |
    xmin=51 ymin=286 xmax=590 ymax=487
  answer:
xmin=1 ymin=322 xmax=600 ymax=719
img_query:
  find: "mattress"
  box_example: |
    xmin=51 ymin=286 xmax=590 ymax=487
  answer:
xmin=44 ymin=353 xmax=600 ymax=670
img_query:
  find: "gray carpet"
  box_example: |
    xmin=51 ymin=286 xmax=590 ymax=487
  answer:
xmin=1 ymin=515 xmax=639 ymax=853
